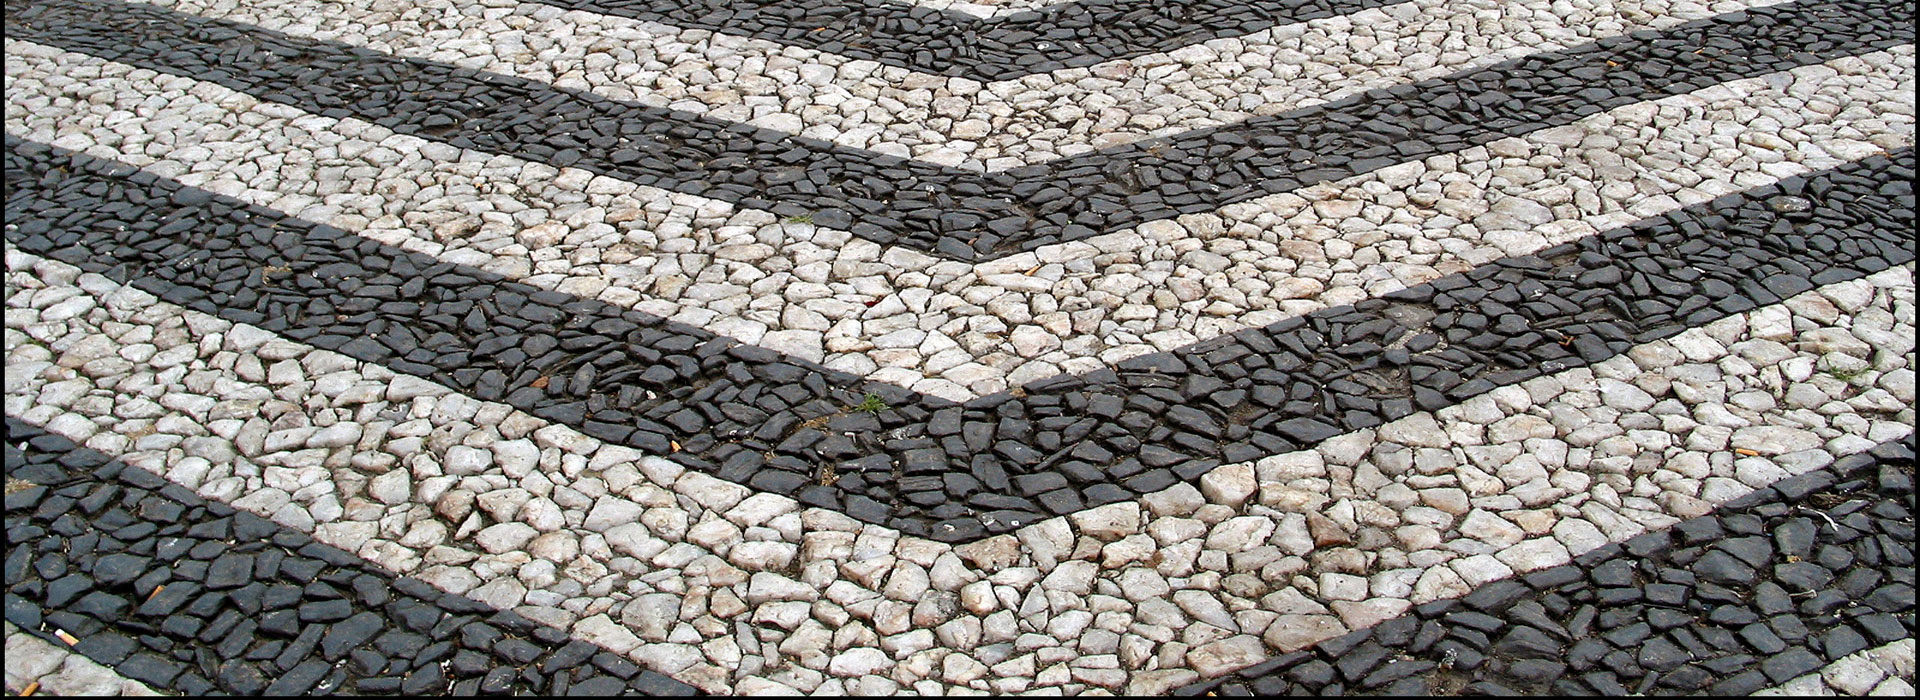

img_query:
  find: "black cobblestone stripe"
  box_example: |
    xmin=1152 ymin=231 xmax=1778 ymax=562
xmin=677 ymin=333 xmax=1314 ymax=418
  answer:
xmin=7 ymin=135 xmax=1912 ymax=542
xmin=0 ymin=135 xmax=977 ymax=535
xmin=7 ymin=0 xmax=1910 ymax=262
xmin=1181 ymin=437 xmax=1917 ymax=696
xmin=527 ymin=0 xmax=1414 ymax=81
xmin=0 ymin=417 xmax=702 ymax=696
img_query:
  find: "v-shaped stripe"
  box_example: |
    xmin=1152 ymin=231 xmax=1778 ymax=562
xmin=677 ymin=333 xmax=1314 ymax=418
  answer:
xmin=523 ymin=0 xmax=1416 ymax=80
xmin=8 ymin=0 xmax=1911 ymax=261
xmin=7 ymin=135 xmax=1911 ymax=541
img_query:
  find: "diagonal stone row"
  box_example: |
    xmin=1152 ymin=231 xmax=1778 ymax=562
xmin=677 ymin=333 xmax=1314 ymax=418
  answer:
xmin=1756 ymin=640 xmax=1915 ymax=696
xmin=9 ymin=37 xmax=1908 ymax=402
xmin=522 ymin=0 xmax=1419 ymax=80
xmin=125 ymin=0 xmax=1800 ymax=169
xmin=3 ymin=0 xmax=1915 ymax=694
xmin=6 ymin=240 xmax=1911 ymax=692
xmin=3 ymin=418 xmax=700 ymax=696
xmin=1182 ymin=437 xmax=1916 ymax=696
xmin=7 ymin=133 xmax=1912 ymax=540
xmin=9 ymin=0 xmax=1910 ymax=260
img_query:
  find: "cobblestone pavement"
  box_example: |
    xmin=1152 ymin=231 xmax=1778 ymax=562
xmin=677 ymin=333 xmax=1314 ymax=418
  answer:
xmin=3 ymin=0 xmax=1914 ymax=695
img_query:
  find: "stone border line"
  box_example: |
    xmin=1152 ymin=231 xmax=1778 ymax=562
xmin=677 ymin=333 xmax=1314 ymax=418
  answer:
xmin=907 ymin=0 xmax=1072 ymax=20
xmin=7 ymin=131 xmax=1913 ymax=540
xmin=1180 ymin=437 xmax=1917 ymax=695
xmin=131 ymin=0 xmax=1795 ymax=170
xmin=2 ymin=418 xmax=700 ymax=696
xmin=12 ymin=38 xmax=1907 ymax=403
xmin=6 ymin=244 xmax=1909 ymax=693
xmin=1756 ymin=639 xmax=1915 ymax=696
xmin=4 ymin=622 xmax=159 ymax=696
xmin=8 ymin=0 xmax=1909 ymax=260
xmin=523 ymin=0 xmax=1416 ymax=80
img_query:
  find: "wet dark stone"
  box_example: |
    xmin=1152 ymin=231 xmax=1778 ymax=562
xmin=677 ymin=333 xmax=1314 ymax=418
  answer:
xmin=1446 ymin=611 xmax=1505 ymax=634
xmin=1646 ymin=608 xmax=1692 ymax=631
xmin=1462 ymin=680 xmax=1523 ymax=696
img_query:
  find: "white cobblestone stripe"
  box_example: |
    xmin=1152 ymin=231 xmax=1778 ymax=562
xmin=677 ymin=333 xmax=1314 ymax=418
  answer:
xmin=126 ymin=0 xmax=1796 ymax=170
xmin=1756 ymin=639 xmax=1917 ymax=696
xmin=902 ymin=0 xmax=1068 ymax=18
xmin=8 ymin=241 xmax=1910 ymax=693
xmin=18 ymin=0 xmax=1908 ymax=269
xmin=734 ymin=0 xmax=1071 ymax=19
xmin=3 ymin=622 xmax=161 ymax=697
xmin=7 ymin=40 xmax=1911 ymax=401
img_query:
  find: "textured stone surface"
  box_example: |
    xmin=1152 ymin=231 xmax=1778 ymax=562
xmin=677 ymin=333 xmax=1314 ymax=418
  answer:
xmin=1189 ymin=439 xmax=1918 ymax=695
xmin=1 ymin=421 xmax=697 ymax=696
xmin=5 ymin=134 xmax=1913 ymax=541
xmin=5 ymin=622 xmax=159 ymax=696
xmin=3 ymin=0 xmax=1914 ymax=695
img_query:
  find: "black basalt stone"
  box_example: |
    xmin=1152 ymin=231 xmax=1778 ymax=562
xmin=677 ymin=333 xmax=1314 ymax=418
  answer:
xmin=1759 ymin=647 xmax=1825 ymax=683
xmin=262 ymin=658 xmax=331 ymax=696
xmin=0 ymin=423 xmax=707 ymax=697
xmin=92 ymin=553 xmax=147 ymax=586
xmin=216 ymin=660 xmax=268 ymax=695
xmin=116 ymin=652 xmax=185 ymax=687
xmin=1692 ymin=551 xmax=1757 ymax=586
xmin=1494 ymin=626 xmax=1563 ymax=660
xmin=1176 ymin=434 xmax=1920 ymax=696
xmin=321 ymin=611 xmax=383 ymax=659
xmin=5 ymin=131 xmax=1916 ymax=542
xmin=204 ymin=554 xmax=253 ymax=590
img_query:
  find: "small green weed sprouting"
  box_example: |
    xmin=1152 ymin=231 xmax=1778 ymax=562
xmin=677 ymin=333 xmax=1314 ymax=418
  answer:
xmin=851 ymin=393 xmax=888 ymax=414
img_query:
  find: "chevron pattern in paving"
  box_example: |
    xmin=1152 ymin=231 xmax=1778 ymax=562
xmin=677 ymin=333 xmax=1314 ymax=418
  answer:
xmin=4 ymin=0 xmax=1914 ymax=694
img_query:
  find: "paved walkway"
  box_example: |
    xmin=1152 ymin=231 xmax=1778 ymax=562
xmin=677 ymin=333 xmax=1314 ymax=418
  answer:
xmin=4 ymin=0 xmax=1914 ymax=695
